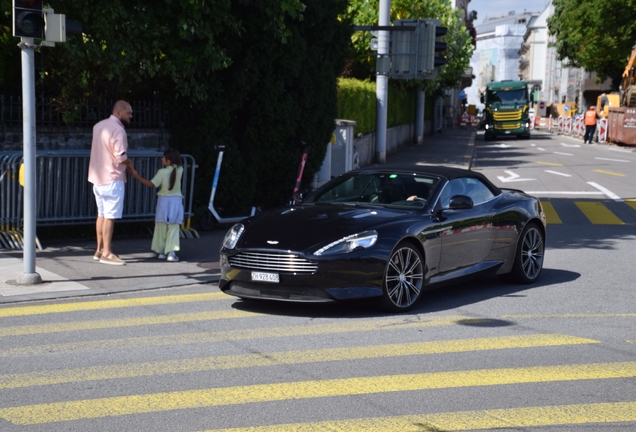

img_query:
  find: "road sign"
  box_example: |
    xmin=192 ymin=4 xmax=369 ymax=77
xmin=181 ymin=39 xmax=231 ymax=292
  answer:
xmin=537 ymin=101 xmax=547 ymax=117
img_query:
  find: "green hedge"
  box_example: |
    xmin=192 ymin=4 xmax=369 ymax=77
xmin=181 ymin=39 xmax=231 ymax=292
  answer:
xmin=336 ymin=78 xmax=417 ymax=135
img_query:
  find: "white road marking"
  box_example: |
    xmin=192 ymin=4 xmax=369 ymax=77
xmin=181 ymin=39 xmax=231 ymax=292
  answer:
xmin=587 ymin=182 xmax=623 ymax=202
xmin=545 ymin=170 xmax=572 ymax=177
xmin=561 ymin=143 xmax=581 ymax=148
xmin=494 ymin=144 xmax=511 ymax=148
xmin=497 ymin=171 xmax=536 ymax=183
xmin=553 ymin=152 xmax=573 ymax=156
xmin=595 ymin=157 xmax=630 ymax=163
xmin=537 ymin=147 xmax=546 ymax=151
xmin=608 ymin=147 xmax=634 ymax=154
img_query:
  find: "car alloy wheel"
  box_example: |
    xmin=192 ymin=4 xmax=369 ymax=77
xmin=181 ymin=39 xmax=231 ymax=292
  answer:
xmin=511 ymin=222 xmax=544 ymax=283
xmin=382 ymin=242 xmax=424 ymax=311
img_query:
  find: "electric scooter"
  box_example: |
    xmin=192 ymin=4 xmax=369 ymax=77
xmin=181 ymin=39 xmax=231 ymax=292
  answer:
xmin=198 ymin=146 xmax=258 ymax=231
xmin=290 ymin=141 xmax=311 ymax=205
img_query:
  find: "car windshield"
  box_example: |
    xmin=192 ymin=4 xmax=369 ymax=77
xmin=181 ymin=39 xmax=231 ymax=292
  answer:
xmin=305 ymin=173 xmax=437 ymax=208
xmin=487 ymin=88 xmax=527 ymax=104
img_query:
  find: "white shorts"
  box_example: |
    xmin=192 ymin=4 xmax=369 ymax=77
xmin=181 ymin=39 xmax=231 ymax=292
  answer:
xmin=93 ymin=180 xmax=125 ymax=219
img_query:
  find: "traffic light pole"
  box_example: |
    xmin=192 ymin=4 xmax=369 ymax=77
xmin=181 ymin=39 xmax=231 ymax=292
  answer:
xmin=375 ymin=0 xmax=390 ymax=164
xmin=16 ymin=37 xmax=42 ymax=285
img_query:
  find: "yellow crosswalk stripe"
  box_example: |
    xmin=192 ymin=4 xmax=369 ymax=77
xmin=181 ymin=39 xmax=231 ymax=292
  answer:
xmin=0 ymin=315 xmax=469 ymax=358
xmin=626 ymin=201 xmax=636 ymax=212
xmin=206 ymin=402 xmax=636 ymax=431
xmin=0 ymin=292 xmax=229 ymax=318
xmin=540 ymin=201 xmax=562 ymax=224
xmin=0 ymin=334 xmax=597 ymax=389
xmin=594 ymin=169 xmax=625 ymax=177
xmin=575 ymin=202 xmax=624 ymax=224
xmin=0 ymin=309 xmax=258 ymax=338
xmin=1 ymin=362 xmax=635 ymax=425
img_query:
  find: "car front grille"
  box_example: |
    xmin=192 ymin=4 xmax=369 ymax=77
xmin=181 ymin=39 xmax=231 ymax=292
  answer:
xmin=229 ymin=251 xmax=318 ymax=273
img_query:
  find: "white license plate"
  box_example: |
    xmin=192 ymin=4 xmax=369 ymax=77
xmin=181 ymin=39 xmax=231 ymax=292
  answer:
xmin=251 ymin=271 xmax=279 ymax=283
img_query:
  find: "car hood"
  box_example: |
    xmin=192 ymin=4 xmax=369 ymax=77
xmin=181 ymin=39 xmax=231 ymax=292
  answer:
xmin=237 ymin=204 xmax=415 ymax=252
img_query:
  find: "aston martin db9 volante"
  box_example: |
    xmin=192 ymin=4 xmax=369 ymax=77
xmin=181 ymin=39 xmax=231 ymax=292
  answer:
xmin=219 ymin=166 xmax=546 ymax=312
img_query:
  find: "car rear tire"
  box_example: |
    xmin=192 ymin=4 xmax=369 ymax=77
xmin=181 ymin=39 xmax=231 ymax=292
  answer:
xmin=380 ymin=242 xmax=424 ymax=312
xmin=509 ymin=222 xmax=544 ymax=284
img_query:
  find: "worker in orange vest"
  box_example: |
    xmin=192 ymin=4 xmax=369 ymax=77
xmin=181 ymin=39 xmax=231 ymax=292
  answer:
xmin=583 ymin=105 xmax=599 ymax=144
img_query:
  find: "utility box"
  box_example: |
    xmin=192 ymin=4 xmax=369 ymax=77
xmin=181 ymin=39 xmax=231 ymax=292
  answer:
xmin=331 ymin=119 xmax=358 ymax=178
xmin=315 ymin=119 xmax=357 ymax=189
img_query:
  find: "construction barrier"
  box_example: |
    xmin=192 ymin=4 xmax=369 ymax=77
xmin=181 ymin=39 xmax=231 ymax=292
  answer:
xmin=0 ymin=151 xmax=199 ymax=250
xmin=557 ymin=116 xmax=564 ymax=134
xmin=565 ymin=117 xmax=573 ymax=135
xmin=573 ymin=117 xmax=584 ymax=139
xmin=598 ymin=118 xmax=608 ymax=143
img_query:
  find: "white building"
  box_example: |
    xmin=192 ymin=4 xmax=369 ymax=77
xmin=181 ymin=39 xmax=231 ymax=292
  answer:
xmin=521 ymin=1 xmax=612 ymax=113
xmin=464 ymin=11 xmax=538 ymax=109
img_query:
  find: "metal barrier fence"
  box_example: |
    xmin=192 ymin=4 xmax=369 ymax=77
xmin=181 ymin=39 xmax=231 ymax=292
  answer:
xmin=1 ymin=95 xmax=170 ymax=129
xmin=0 ymin=151 xmax=198 ymax=250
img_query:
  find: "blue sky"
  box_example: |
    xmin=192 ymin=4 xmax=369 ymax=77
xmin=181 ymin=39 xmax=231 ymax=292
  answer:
xmin=469 ymin=0 xmax=550 ymax=24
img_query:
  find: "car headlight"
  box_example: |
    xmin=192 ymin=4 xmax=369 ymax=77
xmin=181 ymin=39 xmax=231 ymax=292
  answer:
xmin=313 ymin=230 xmax=378 ymax=256
xmin=222 ymin=223 xmax=244 ymax=250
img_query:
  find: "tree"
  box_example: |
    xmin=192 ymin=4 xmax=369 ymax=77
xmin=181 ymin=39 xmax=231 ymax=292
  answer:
xmin=1 ymin=0 xmax=352 ymax=213
xmin=548 ymin=0 xmax=636 ymax=89
xmin=343 ymin=0 xmax=473 ymax=91
xmin=169 ymin=0 xmax=352 ymax=213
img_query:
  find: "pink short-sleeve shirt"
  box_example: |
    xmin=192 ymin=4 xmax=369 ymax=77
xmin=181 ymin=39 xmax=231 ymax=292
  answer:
xmin=88 ymin=115 xmax=129 ymax=186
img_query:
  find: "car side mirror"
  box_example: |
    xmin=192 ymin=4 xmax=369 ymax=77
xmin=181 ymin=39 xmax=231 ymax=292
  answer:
xmin=448 ymin=195 xmax=473 ymax=210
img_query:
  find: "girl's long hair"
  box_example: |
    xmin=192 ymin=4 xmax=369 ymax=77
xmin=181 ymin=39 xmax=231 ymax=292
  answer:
xmin=164 ymin=148 xmax=183 ymax=191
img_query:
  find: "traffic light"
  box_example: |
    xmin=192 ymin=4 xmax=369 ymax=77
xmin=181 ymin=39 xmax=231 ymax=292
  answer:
xmin=12 ymin=0 xmax=44 ymax=38
xmin=416 ymin=19 xmax=447 ymax=77
xmin=44 ymin=10 xmax=83 ymax=43
xmin=434 ymin=23 xmax=448 ymax=68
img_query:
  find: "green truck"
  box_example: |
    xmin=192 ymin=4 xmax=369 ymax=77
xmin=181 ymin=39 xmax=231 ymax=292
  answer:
xmin=480 ymin=80 xmax=531 ymax=140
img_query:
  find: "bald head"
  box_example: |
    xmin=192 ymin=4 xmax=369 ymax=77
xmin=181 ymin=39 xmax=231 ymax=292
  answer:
xmin=113 ymin=100 xmax=133 ymax=127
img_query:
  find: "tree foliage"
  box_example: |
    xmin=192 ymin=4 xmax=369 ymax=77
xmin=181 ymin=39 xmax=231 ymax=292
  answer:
xmin=548 ymin=0 xmax=636 ymax=89
xmin=0 ymin=0 xmax=351 ymax=214
xmin=343 ymin=0 xmax=473 ymax=91
xmin=39 ymin=0 xmax=306 ymax=101
xmin=168 ymin=0 xmax=352 ymax=213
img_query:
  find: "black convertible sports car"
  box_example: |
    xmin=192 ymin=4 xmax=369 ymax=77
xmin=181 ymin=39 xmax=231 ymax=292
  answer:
xmin=219 ymin=166 xmax=546 ymax=312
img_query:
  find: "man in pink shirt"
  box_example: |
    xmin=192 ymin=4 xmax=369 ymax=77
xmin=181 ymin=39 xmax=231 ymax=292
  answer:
xmin=88 ymin=100 xmax=134 ymax=265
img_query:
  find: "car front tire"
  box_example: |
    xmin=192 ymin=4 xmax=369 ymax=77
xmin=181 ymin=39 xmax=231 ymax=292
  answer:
xmin=509 ymin=222 xmax=544 ymax=284
xmin=380 ymin=242 xmax=424 ymax=312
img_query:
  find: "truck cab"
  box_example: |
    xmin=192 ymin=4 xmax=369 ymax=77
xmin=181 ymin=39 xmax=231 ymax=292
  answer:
xmin=480 ymin=80 xmax=531 ymax=140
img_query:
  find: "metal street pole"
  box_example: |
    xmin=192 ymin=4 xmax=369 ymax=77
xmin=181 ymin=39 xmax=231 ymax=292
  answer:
xmin=16 ymin=37 xmax=42 ymax=286
xmin=415 ymin=89 xmax=425 ymax=144
xmin=375 ymin=0 xmax=390 ymax=164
